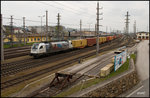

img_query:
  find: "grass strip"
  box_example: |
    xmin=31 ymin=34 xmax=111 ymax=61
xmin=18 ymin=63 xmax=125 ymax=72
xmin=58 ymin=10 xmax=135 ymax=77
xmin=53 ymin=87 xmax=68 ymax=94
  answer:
xmin=130 ymin=54 xmax=136 ymax=63
xmin=4 ymin=43 xmax=34 ymax=48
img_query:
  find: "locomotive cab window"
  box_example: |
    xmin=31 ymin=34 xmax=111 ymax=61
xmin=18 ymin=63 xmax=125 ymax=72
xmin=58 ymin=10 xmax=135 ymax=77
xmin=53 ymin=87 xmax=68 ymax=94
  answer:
xmin=39 ymin=46 xmax=43 ymax=49
xmin=32 ymin=43 xmax=39 ymax=49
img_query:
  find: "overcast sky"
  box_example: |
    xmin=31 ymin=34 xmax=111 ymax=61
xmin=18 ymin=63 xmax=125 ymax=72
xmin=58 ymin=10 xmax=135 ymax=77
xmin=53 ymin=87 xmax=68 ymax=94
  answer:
xmin=1 ymin=1 xmax=149 ymax=33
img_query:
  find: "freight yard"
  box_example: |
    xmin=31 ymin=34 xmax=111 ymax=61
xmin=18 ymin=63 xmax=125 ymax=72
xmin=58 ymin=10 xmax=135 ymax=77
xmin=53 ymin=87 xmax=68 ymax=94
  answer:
xmin=1 ymin=35 xmax=140 ymax=97
xmin=1 ymin=1 xmax=149 ymax=97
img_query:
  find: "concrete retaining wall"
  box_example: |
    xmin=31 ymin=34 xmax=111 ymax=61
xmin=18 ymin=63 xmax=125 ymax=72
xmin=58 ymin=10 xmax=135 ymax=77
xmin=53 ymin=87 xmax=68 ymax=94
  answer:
xmin=82 ymin=71 xmax=138 ymax=97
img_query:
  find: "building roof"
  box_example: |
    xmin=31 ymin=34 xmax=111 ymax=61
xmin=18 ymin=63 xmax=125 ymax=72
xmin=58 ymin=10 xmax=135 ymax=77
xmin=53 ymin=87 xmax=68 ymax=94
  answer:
xmin=4 ymin=33 xmax=49 ymax=37
xmin=137 ymin=32 xmax=149 ymax=33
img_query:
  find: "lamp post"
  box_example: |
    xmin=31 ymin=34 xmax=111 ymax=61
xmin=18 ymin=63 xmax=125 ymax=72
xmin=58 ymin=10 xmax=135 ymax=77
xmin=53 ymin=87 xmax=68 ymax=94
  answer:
xmin=38 ymin=15 xmax=45 ymax=41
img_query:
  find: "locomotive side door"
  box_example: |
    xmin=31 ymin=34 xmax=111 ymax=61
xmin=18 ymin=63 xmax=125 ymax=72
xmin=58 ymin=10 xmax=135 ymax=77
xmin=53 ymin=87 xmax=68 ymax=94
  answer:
xmin=46 ymin=44 xmax=50 ymax=53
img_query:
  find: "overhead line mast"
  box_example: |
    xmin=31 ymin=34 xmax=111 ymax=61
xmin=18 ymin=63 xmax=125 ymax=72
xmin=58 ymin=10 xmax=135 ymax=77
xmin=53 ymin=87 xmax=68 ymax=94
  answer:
xmin=96 ymin=2 xmax=103 ymax=56
xmin=57 ymin=13 xmax=60 ymax=40
xmin=80 ymin=19 xmax=82 ymax=39
xmin=125 ymin=11 xmax=130 ymax=34
xmin=1 ymin=14 xmax=4 ymax=61
xmin=23 ymin=17 xmax=26 ymax=44
xmin=46 ymin=10 xmax=48 ymax=41
xmin=10 ymin=15 xmax=13 ymax=47
xmin=134 ymin=20 xmax=136 ymax=33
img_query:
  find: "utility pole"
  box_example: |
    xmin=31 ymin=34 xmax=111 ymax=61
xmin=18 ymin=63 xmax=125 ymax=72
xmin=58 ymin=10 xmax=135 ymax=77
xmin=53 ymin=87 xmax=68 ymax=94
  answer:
xmin=18 ymin=28 xmax=21 ymax=45
xmin=62 ymin=31 xmax=64 ymax=40
xmin=89 ymin=24 xmax=91 ymax=31
xmin=23 ymin=17 xmax=26 ymax=45
xmin=95 ymin=23 xmax=97 ymax=36
xmin=46 ymin=10 xmax=48 ymax=41
xmin=113 ymin=29 xmax=115 ymax=33
xmin=57 ymin=13 xmax=60 ymax=40
xmin=1 ymin=14 xmax=4 ymax=61
xmin=125 ymin=11 xmax=130 ymax=34
xmin=133 ymin=20 xmax=136 ymax=34
xmin=38 ymin=15 xmax=45 ymax=42
xmin=41 ymin=17 xmax=42 ymax=41
xmin=80 ymin=19 xmax=82 ymax=39
xmin=96 ymin=2 xmax=103 ymax=56
xmin=124 ymin=27 xmax=126 ymax=33
xmin=116 ymin=30 xmax=118 ymax=34
xmin=110 ymin=27 xmax=111 ymax=33
xmin=147 ymin=24 xmax=148 ymax=32
xmin=106 ymin=26 xmax=107 ymax=33
xmin=10 ymin=15 xmax=13 ymax=47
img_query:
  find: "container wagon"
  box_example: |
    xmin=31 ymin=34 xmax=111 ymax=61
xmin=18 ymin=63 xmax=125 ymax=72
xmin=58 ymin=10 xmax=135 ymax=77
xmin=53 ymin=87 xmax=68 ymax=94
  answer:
xmin=99 ymin=37 xmax=103 ymax=44
xmin=86 ymin=38 xmax=96 ymax=46
xmin=71 ymin=39 xmax=87 ymax=48
xmin=102 ymin=37 xmax=107 ymax=43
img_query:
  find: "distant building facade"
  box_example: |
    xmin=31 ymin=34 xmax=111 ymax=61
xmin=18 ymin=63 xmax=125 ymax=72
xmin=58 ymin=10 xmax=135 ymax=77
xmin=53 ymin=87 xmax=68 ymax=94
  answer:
xmin=3 ymin=25 xmax=24 ymax=34
xmin=3 ymin=33 xmax=50 ymax=43
xmin=27 ymin=26 xmax=66 ymax=34
xmin=13 ymin=28 xmax=24 ymax=33
xmin=136 ymin=32 xmax=149 ymax=40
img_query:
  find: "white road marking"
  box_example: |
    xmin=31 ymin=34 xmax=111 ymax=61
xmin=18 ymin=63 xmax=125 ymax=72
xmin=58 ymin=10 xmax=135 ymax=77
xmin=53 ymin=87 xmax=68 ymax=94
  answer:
xmin=126 ymin=85 xmax=144 ymax=97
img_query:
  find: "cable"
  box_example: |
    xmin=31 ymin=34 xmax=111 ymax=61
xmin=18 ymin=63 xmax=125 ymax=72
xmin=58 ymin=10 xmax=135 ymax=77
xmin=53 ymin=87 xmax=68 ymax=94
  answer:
xmin=36 ymin=1 xmax=92 ymax=18
xmin=38 ymin=1 xmax=64 ymax=10
xmin=3 ymin=17 xmax=57 ymax=24
xmin=2 ymin=16 xmax=91 ymax=27
xmin=3 ymin=1 xmax=97 ymax=27
xmin=36 ymin=1 xmax=90 ymax=23
xmin=51 ymin=1 xmax=90 ymax=17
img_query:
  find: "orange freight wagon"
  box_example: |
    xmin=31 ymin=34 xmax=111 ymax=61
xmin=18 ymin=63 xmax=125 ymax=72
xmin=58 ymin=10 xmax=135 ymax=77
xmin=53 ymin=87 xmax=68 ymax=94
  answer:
xmin=113 ymin=35 xmax=116 ymax=39
xmin=107 ymin=36 xmax=111 ymax=42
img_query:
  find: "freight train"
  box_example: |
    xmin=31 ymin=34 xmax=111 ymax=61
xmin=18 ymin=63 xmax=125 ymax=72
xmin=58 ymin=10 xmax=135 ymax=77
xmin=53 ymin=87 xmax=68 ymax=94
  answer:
xmin=30 ymin=35 xmax=121 ymax=58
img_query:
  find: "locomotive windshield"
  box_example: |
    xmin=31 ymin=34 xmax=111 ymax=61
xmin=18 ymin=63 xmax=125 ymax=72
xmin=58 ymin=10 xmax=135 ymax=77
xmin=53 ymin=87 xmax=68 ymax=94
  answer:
xmin=32 ymin=43 xmax=39 ymax=49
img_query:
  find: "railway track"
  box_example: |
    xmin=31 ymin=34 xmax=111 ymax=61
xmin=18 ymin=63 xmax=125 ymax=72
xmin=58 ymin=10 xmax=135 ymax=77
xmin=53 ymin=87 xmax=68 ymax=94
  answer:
xmin=4 ymin=45 xmax=31 ymax=52
xmin=3 ymin=36 xmax=125 ymax=60
xmin=32 ymin=74 xmax=84 ymax=97
xmin=31 ymin=53 xmax=117 ymax=97
xmin=31 ymin=35 xmax=136 ymax=97
xmin=1 ymin=38 xmax=119 ymax=77
xmin=2 ymin=35 xmax=128 ymax=60
xmin=1 ymin=36 xmax=133 ymax=90
xmin=4 ymin=46 xmax=31 ymax=59
xmin=32 ymin=37 xmax=136 ymax=97
xmin=32 ymin=73 xmax=84 ymax=97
